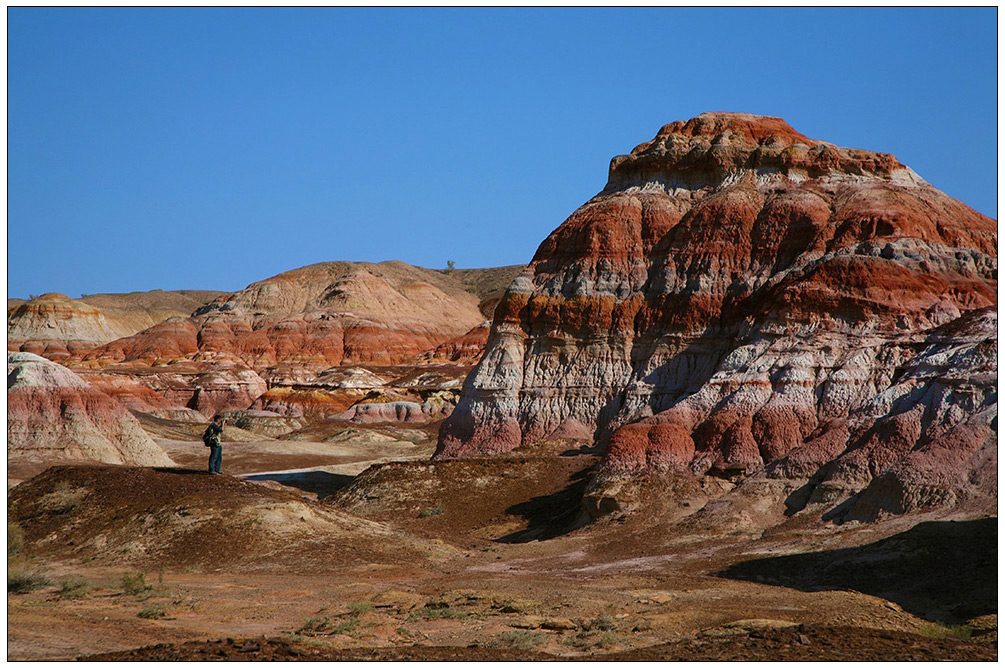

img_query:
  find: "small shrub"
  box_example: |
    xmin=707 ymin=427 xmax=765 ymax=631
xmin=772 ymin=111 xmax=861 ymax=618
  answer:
xmin=287 ymin=633 xmax=332 ymax=648
xmin=8 ymin=569 xmax=51 ymax=594
xmin=8 ymin=522 xmax=24 ymax=555
xmin=45 ymin=484 xmax=87 ymax=515
xmin=594 ymin=630 xmax=620 ymax=649
xmin=418 ymin=505 xmax=445 ymax=518
xmin=920 ymin=622 xmax=974 ymax=640
xmin=58 ymin=576 xmax=90 ymax=599
xmin=331 ymin=619 xmax=360 ymax=635
xmin=298 ymin=611 xmax=366 ymax=637
xmin=408 ymin=603 xmax=470 ymax=621
xmin=564 ymin=628 xmax=622 ymax=650
xmin=121 ymin=571 xmax=150 ymax=595
xmin=138 ymin=604 xmax=168 ymax=619
xmin=586 ymin=613 xmax=617 ymax=631
xmin=297 ymin=616 xmax=331 ymax=636
xmin=347 ymin=601 xmax=374 ymax=616
xmin=495 ymin=629 xmax=546 ymax=652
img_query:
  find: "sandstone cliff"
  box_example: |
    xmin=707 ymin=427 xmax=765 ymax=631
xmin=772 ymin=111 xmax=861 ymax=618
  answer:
xmin=436 ymin=113 xmax=996 ymax=520
xmin=7 ymin=352 xmax=175 ymax=473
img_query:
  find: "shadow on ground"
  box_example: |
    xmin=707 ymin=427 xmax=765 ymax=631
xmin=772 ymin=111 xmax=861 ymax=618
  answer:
xmin=153 ymin=467 xmax=215 ymax=476
xmin=243 ymin=471 xmax=356 ymax=499
xmin=495 ymin=468 xmax=592 ymax=543
xmin=717 ymin=517 xmax=997 ymax=624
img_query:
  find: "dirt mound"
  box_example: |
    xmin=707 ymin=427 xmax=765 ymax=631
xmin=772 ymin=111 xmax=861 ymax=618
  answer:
xmin=606 ymin=623 xmax=996 ymax=661
xmin=718 ymin=517 xmax=997 ymax=625
xmin=280 ymin=420 xmax=438 ymax=445
xmin=78 ymin=289 xmax=225 ymax=321
xmin=449 ymin=264 xmax=526 ymax=317
xmin=79 ymin=624 xmax=995 ymax=661
xmin=7 ymin=465 xmax=455 ymax=572
xmin=82 ymin=637 xmax=555 ymax=661
xmin=329 ymin=442 xmax=599 ymax=545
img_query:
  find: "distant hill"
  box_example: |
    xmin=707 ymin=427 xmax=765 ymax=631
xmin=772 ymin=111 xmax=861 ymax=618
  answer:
xmin=8 ymin=289 xmax=226 ymax=359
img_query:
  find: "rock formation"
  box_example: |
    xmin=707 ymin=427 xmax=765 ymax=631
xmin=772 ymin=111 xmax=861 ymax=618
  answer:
xmin=10 ymin=263 xmax=519 ymax=429
xmin=8 ymin=294 xmax=135 ymax=360
xmin=84 ymin=261 xmax=484 ymax=371
xmin=69 ymin=261 xmax=487 ymax=418
xmin=436 ymin=112 xmax=996 ymax=520
xmin=7 ymin=290 xmax=223 ymax=359
xmin=422 ymin=322 xmax=493 ymax=363
xmin=7 ymin=352 xmax=174 ymax=471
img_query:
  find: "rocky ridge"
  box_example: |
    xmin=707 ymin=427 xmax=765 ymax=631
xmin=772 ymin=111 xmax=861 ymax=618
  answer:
xmin=436 ymin=112 xmax=997 ymax=522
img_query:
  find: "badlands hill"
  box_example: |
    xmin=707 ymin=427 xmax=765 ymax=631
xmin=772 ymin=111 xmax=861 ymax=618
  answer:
xmin=7 ymin=262 xmax=523 ymax=420
xmin=436 ymin=112 xmax=996 ymax=523
xmin=8 ymin=290 xmax=225 ymax=359
xmin=7 ymin=352 xmax=174 ymax=478
xmin=83 ymin=261 xmax=502 ymax=371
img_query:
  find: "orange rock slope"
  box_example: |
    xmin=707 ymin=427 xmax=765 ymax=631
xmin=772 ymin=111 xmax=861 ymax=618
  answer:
xmin=436 ymin=113 xmax=996 ymax=519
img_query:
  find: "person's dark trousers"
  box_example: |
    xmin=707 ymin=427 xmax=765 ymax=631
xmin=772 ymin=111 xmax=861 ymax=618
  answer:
xmin=208 ymin=444 xmax=223 ymax=474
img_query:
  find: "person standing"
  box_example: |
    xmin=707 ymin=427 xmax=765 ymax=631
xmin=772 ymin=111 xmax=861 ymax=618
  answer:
xmin=202 ymin=416 xmax=227 ymax=475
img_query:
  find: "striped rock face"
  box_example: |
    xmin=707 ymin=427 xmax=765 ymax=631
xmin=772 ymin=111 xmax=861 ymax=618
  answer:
xmin=436 ymin=113 xmax=996 ymax=518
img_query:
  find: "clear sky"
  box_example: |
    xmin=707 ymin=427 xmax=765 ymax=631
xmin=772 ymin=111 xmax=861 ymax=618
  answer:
xmin=7 ymin=7 xmax=997 ymax=299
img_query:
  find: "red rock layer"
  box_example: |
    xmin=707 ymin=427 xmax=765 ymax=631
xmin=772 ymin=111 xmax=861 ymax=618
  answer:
xmin=436 ymin=113 xmax=996 ymax=518
xmin=422 ymin=321 xmax=492 ymax=363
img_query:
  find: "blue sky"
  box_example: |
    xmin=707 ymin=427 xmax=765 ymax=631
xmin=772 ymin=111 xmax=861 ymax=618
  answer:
xmin=7 ymin=7 xmax=997 ymax=298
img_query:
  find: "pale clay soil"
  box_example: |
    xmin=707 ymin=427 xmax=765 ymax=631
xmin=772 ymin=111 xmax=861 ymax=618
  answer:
xmin=8 ymin=436 xmax=997 ymax=661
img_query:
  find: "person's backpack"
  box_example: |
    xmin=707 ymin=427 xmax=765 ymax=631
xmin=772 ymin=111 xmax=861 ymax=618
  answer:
xmin=202 ymin=425 xmax=217 ymax=447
